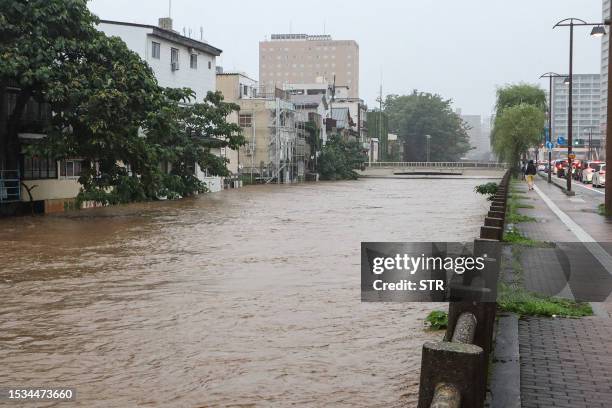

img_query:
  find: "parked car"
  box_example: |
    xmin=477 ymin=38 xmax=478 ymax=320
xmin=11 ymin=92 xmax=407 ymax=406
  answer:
xmin=593 ymin=164 xmax=606 ymax=188
xmin=571 ymin=159 xmax=582 ymax=180
xmin=579 ymin=160 xmax=603 ymax=184
xmin=552 ymin=159 xmax=567 ymax=175
xmin=556 ymin=159 xmax=570 ymax=178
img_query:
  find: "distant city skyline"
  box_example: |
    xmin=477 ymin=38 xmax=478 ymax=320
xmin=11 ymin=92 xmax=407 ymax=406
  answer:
xmin=89 ymin=0 xmax=603 ymax=118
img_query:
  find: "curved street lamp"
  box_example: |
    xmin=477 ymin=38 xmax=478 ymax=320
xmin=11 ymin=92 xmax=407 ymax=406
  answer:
xmin=540 ymin=72 xmax=566 ymax=183
xmin=553 ymin=18 xmax=608 ymax=193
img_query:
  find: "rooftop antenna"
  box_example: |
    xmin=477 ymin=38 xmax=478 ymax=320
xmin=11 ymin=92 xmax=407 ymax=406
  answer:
xmin=200 ymin=26 xmax=203 ymax=41
xmin=290 ymin=20 xmax=292 ymax=34
xmin=323 ymin=20 xmax=326 ymax=35
xmin=188 ymin=28 xmax=192 ymax=38
xmin=168 ymin=0 xmax=171 ymax=17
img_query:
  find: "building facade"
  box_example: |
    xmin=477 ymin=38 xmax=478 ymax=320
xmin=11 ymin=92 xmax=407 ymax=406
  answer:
xmin=99 ymin=18 xmax=221 ymax=102
xmin=259 ymin=34 xmax=359 ymax=98
xmin=217 ymin=73 xmax=305 ymax=183
xmin=551 ymin=74 xmax=601 ymax=151
xmin=99 ymin=18 xmax=228 ymax=191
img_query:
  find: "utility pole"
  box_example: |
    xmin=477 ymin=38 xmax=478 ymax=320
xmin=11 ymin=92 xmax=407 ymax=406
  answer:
xmin=607 ymin=8 xmax=612 ymax=215
xmin=567 ymin=22 xmax=574 ymax=192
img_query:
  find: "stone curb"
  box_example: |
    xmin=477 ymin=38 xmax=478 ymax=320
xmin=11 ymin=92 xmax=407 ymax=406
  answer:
xmin=488 ymin=313 xmax=521 ymax=408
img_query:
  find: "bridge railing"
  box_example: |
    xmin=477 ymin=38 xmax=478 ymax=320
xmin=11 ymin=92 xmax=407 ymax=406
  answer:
xmin=364 ymin=162 xmax=507 ymax=169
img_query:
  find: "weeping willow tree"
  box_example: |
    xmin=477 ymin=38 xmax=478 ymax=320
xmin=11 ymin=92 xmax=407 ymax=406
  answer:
xmin=492 ymin=84 xmax=546 ymax=172
xmin=492 ymin=103 xmax=545 ymax=172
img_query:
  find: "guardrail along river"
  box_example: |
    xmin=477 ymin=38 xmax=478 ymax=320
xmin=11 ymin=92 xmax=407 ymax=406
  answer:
xmin=0 ymin=177 xmax=495 ymax=407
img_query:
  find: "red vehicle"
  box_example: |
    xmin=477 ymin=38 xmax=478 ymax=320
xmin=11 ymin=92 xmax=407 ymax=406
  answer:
xmin=554 ymin=159 xmax=569 ymax=177
xmin=570 ymin=159 xmax=582 ymax=180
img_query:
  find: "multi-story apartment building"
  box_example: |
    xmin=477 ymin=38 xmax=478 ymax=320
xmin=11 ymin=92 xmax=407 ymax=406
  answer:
xmin=551 ymin=74 xmax=601 ymax=151
xmin=99 ymin=18 xmax=221 ymax=102
xmin=259 ymin=34 xmax=359 ymax=98
xmin=217 ymin=73 xmax=305 ymax=183
xmin=99 ymin=18 xmax=227 ymax=191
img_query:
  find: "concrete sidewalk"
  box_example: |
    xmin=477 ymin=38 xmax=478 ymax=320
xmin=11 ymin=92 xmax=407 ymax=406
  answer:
xmin=503 ymin=178 xmax=612 ymax=408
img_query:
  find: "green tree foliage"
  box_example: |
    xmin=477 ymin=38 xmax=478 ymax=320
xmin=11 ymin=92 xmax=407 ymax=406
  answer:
xmin=143 ymin=89 xmax=244 ymax=199
xmin=0 ymin=0 xmax=100 ymax=168
xmin=491 ymin=84 xmax=546 ymax=170
xmin=1 ymin=0 xmax=243 ymax=204
xmin=384 ymin=91 xmax=471 ymax=162
xmin=492 ymin=104 xmax=545 ymax=169
xmin=318 ymin=135 xmax=366 ymax=180
xmin=494 ymin=83 xmax=547 ymax=116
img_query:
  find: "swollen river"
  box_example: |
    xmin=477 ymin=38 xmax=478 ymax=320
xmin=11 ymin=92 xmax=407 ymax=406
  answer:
xmin=0 ymin=178 xmax=494 ymax=407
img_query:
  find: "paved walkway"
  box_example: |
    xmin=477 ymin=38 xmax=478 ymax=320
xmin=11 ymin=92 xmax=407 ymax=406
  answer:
xmin=507 ymin=176 xmax=612 ymax=408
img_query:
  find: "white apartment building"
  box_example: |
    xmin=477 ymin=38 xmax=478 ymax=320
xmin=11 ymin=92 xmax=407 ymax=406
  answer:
xmin=551 ymin=74 xmax=601 ymax=149
xmin=98 ymin=18 xmax=221 ymax=102
xmin=98 ymin=18 xmax=228 ymax=191
xmin=259 ymin=34 xmax=359 ymax=98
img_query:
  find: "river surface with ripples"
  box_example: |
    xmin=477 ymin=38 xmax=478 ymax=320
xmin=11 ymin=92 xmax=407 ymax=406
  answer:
xmin=0 ymin=177 xmax=496 ymax=407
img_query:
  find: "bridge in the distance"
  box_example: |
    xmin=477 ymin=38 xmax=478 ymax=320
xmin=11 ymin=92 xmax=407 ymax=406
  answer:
xmin=357 ymin=162 xmax=508 ymax=178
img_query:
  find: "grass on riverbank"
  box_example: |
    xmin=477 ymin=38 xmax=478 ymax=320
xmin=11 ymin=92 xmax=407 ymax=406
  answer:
xmin=424 ymin=310 xmax=448 ymax=331
xmin=498 ymin=283 xmax=593 ymax=317
xmin=499 ymin=242 xmax=592 ymax=318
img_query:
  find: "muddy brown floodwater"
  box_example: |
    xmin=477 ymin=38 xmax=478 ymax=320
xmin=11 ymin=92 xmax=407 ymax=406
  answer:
xmin=0 ymin=178 xmax=495 ymax=407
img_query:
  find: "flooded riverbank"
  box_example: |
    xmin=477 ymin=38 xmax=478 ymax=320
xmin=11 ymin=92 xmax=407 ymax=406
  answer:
xmin=0 ymin=178 xmax=495 ymax=407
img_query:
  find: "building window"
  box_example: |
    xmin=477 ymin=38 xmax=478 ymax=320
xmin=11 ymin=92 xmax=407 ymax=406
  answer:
xmin=152 ymin=42 xmax=160 ymax=59
xmin=171 ymin=48 xmax=179 ymax=70
xmin=190 ymin=54 xmax=198 ymax=69
xmin=243 ymin=85 xmax=249 ymax=97
xmin=22 ymin=155 xmax=57 ymax=180
xmin=60 ymin=159 xmax=84 ymax=178
xmin=208 ymin=61 xmax=212 ymax=69
xmin=239 ymin=114 xmax=252 ymax=128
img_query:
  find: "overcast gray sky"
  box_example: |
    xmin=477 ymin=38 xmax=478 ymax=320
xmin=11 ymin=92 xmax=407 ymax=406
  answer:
xmin=89 ymin=0 xmax=604 ymax=118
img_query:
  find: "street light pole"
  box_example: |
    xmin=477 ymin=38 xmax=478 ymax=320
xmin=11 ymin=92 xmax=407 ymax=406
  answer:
xmin=607 ymin=9 xmax=612 ymax=216
xmin=426 ymin=134 xmax=432 ymax=163
xmin=567 ymin=22 xmax=574 ymax=192
xmin=540 ymin=72 xmax=564 ymax=184
xmin=553 ymin=18 xmax=608 ymax=192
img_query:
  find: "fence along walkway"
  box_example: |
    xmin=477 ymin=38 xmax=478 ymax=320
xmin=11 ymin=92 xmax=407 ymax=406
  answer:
xmin=417 ymin=171 xmax=510 ymax=408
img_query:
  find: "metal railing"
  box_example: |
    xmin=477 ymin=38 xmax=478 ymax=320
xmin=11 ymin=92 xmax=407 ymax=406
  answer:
xmin=0 ymin=169 xmax=21 ymax=204
xmin=418 ymin=171 xmax=511 ymax=408
xmin=365 ymin=161 xmax=508 ymax=169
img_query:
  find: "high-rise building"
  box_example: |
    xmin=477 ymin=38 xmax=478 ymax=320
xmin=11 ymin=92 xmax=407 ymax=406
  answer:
xmin=551 ymin=74 xmax=601 ymax=149
xmin=259 ymin=34 xmax=359 ymax=98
